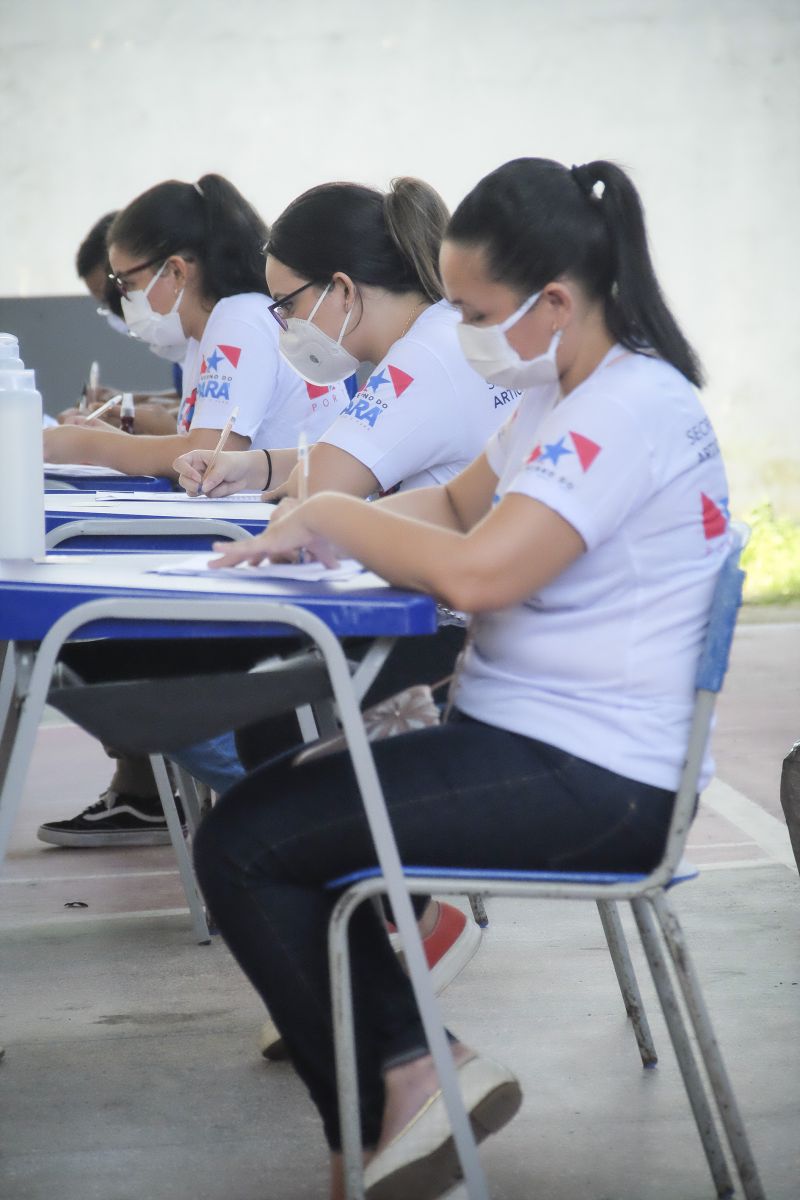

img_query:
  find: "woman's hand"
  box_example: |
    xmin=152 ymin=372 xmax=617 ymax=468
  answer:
xmin=209 ymin=496 xmax=340 ymax=569
xmin=173 ymin=448 xmax=267 ymax=498
xmin=58 ymin=410 xmax=126 ymax=432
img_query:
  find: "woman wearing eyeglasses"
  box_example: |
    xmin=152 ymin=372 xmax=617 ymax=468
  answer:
xmin=195 ymin=157 xmax=731 ymax=1200
xmin=173 ymin=177 xmax=517 ymax=501
xmin=171 ymin=177 xmax=517 ymax=1060
xmin=43 ymin=174 xmax=344 ymax=476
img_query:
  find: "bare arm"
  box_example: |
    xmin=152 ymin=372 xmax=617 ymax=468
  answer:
xmin=212 ymin=487 xmax=585 ymax=614
xmin=266 ymin=443 xmax=379 ymax=502
xmin=43 ymin=423 xmax=250 ymax=480
xmin=372 ymin=453 xmax=499 ymax=533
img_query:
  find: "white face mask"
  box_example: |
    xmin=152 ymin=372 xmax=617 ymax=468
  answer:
xmin=457 ymin=288 xmax=563 ymax=390
xmin=146 ymin=338 xmax=189 ymax=364
xmin=279 ymin=283 xmax=360 ymax=385
xmin=121 ymin=260 xmax=187 ymax=353
xmin=97 ymin=308 xmax=131 ymax=337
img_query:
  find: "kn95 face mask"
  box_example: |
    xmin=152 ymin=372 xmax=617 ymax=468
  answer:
xmin=279 ymin=283 xmax=360 ymax=385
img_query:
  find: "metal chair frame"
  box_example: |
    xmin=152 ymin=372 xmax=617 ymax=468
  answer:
xmin=326 ymin=530 xmax=765 ymax=1199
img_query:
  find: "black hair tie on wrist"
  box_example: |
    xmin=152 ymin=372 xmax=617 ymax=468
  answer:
xmin=262 ymin=448 xmax=272 ymax=491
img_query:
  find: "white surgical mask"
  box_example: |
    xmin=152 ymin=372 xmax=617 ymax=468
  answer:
xmin=146 ymin=337 xmax=189 ymax=364
xmin=121 ymin=261 xmax=187 ymax=353
xmin=279 ymin=283 xmax=360 ymax=385
xmin=97 ymin=307 xmax=131 ymax=337
xmin=457 ymin=288 xmax=562 ymax=390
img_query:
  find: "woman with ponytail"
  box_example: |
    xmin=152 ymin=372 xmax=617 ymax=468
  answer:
xmin=174 ymin=177 xmax=513 ymax=499
xmin=173 ymin=177 xmax=512 ymax=1056
xmin=44 ymin=174 xmax=335 ymax=476
xmin=195 ymin=158 xmax=732 ymax=1200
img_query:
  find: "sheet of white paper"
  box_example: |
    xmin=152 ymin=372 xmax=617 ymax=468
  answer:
xmin=91 ymin=491 xmax=268 ymax=503
xmin=44 ymin=493 xmax=275 ymax=521
xmin=44 ymin=462 xmax=128 ymax=477
xmin=152 ymin=552 xmax=365 ymax=583
xmin=0 ymin=554 xmax=389 ymax=597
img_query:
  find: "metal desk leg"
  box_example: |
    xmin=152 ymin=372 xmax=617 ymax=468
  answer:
xmin=150 ymin=754 xmax=210 ymax=945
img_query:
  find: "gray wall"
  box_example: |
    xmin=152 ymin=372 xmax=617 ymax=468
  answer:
xmin=2 ymin=0 xmax=799 ymax=512
xmin=0 ymin=297 xmax=176 ymax=416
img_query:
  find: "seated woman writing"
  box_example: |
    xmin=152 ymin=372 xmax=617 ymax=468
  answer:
xmin=142 ymin=156 xmax=736 ymax=1199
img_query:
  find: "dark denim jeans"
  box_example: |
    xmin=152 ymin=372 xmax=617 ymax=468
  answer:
xmin=193 ymin=713 xmax=674 ymax=1150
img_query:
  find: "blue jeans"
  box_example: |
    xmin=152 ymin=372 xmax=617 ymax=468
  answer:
xmin=170 ymin=731 xmax=246 ymax=796
xmin=193 ymin=713 xmax=675 ymax=1150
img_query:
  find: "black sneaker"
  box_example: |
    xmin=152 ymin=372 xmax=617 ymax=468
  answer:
xmin=36 ymin=790 xmax=178 ymax=848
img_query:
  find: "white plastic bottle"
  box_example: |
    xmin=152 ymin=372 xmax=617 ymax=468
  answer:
xmin=0 ymin=333 xmax=45 ymax=559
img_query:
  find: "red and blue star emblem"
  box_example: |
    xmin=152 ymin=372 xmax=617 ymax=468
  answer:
xmin=203 ymin=345 xmax=242 ymax=373
xmin=526 ymin=431 xmax=602 ymax=471
xmin=366 ymin=365 xmax=414 ymax=397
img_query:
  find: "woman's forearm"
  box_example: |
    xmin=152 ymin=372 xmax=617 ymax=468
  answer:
xmin=303 ymin=493 xmax=468 ymax=603
xmin=44 ymin=426 xmax=249 ymax=479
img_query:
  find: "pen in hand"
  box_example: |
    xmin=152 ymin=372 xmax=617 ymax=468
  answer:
xmin=79 ymin=361 xmax=99 ymax=414
xmin=86 ymin=392 xmax=124 ymax=423
xmin=198 ymin=406 xmax=239 ymax=495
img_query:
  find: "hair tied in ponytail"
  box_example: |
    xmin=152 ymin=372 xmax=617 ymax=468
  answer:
xmin=570 ymin=164 xmax=604 ymax=202
xmin=193 ymin=181 xmax=204 ymax=198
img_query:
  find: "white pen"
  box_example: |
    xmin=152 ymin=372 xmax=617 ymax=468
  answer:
xmin=199 ymin=406 xmax=239 ymax=494
xmin=85 ymin=392 xmax=123 ymax=422
xmin=80 ymin=361 xmax=99 ymax=414
xmin=297 ymin=429 xmax=309 ymax=561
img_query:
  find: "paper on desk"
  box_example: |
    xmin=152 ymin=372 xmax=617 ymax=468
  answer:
xmin=91 ymin=491 xmax=268 ymax=503
xmin=44 ymin=462 xmax=127 ymax=477
xmin=151 ymin=552 xmax=365 ymax=583
xmin=44 ymin=493 xmax=275 ymax=521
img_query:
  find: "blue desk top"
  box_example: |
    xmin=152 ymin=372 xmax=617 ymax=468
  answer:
xmin=45 ymin=474 xmax=172 ymax=493
xmin=43 ymin=494 xmax=272 ymax=552
xmin=0 ymin=555 xmax=438 ymax=641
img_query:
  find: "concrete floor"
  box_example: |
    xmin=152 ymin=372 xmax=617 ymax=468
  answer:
xmin=1 ymin=616 xmax=799 ymax=1199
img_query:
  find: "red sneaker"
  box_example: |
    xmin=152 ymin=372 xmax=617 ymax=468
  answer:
xmin=392 ymin=902 xmax=482 ymax=994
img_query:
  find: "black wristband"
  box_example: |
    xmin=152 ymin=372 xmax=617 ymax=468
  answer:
xmin=262 ymin=448 xmax=272 ymax=491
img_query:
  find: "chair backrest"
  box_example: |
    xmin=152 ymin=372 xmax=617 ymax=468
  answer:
xmin=656 ymin=523 xmax=747 ymax=884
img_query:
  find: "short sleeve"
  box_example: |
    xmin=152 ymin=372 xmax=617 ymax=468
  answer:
xmin=319 ymin=341 xmax=458 ymax=490
xmin=505 ymin=393 xmax=654 ymax=549
xmin=190 ymin=317 xmax=280 ymax=441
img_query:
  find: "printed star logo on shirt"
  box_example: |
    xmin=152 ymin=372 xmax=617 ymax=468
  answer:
xmin=206 ymin=349 xmax=224 ymax=371
xmin=366 ymin=364 xmax=414 ymax=398
xmin=526 ymin=431 xmax=601 ymax=472
xmin=217 ymin=344 xmax=241 ymax=369
xmin=367 ymin=369 xmax=390 ymax=392
xmin=539 ymin=436 xmax=573 ymax=466
xmin=701 ymin=492 xmax=728 ymax=539
xmin=179 ymin=389 xmax=197 ymax=432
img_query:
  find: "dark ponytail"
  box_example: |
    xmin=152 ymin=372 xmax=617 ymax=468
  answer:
xmin=447 ymin=157 xmax=703 ymax=387
xmin=108 ymin=174 xmax=269 ymax=303
xmin=266 ymin=177 xmax=449 ymax=301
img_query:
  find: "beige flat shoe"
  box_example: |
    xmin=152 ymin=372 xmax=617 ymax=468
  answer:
xmin=363 ymin=1055 xmax=522 ymax=1200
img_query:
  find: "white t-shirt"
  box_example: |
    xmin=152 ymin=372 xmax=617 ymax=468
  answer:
xmin=319 ymin=301 xmax=517 ymax=491
xmin=177 ymin=293 xmax=349 ymax=449
xmin=454 ymin=347 xmax=731 ymax=792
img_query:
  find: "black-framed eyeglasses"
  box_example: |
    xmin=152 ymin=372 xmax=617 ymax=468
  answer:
xmin=268 ymin=280 xmax=317 ymax=331
xmin=107 ymin=255 xmax=165 ymax=299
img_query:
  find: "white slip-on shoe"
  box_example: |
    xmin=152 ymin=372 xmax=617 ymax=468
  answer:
xmin=259 ymin=1016 xmax=286 ymax=1061
xmin=363 ymin=1055 xmax=522 ymax=1200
